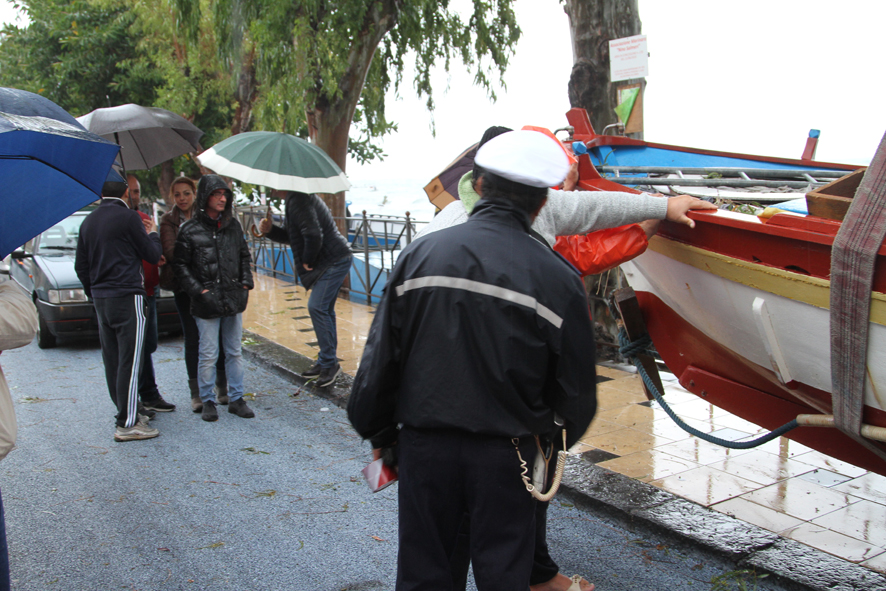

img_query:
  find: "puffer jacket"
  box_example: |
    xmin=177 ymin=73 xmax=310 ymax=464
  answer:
xmin=265 ymin=192 xmax=351 ymax=290
xmin=158 ymin=205 xmax=192 ymax=291
xmin=173 ymin=175 xmax=254 ymax=319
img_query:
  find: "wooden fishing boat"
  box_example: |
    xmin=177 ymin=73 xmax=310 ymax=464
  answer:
xmin=565 ymin=109 xmax=886 ymax=476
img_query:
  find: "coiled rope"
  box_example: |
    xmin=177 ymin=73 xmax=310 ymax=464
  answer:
xmin=514 ymin=430 xmax=568 ymax=502
xmin=617 ymin=328 xmax=799 ymax=449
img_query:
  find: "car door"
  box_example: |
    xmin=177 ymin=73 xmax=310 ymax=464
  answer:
xmin=9 ymin=237 xmax=37 ymax=296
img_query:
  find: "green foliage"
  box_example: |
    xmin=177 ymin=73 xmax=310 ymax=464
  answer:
xmin=0 ymin=0 xmax=161 ymax=114
xmin=174 ymin=0 xmax=521 ymax=161
xmin=0 ymin=0 xmax=522 ymax=173
xmin=129 ymin=0 xmax=233 ymax=180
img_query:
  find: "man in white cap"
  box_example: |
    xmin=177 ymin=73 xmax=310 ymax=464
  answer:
xmin=348 ymin=130 xmax=598 ymax=591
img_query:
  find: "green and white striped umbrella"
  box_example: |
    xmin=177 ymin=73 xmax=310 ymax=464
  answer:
xmin=197 ymin=131 xmax=351 ymax=193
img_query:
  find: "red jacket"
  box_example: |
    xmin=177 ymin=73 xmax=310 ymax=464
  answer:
xmin=137 ymin=211 xmax=160 ymax=296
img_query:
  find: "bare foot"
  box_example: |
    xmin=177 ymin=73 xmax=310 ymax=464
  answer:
xmin=529 ymin=572 xmax=595 ymax=591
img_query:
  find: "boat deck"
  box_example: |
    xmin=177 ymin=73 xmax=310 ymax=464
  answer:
xmin=243 ymin=273 xmax=886 ymax=572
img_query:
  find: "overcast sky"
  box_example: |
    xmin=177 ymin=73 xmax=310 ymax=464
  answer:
xmin=3 ymin=0 xmax=883 ymax=185
xmin=348 ymin=0 xmax=886 ymax=183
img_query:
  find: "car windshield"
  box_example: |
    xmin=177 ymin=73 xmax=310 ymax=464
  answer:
xmin=36 ymin=215 xmax=86 ymax=254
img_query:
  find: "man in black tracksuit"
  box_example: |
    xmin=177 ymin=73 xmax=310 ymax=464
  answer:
xmin=348 ymin=131 xmax=598 ymax=591
xmin=75 ymin=176 xmax=163 ymax=442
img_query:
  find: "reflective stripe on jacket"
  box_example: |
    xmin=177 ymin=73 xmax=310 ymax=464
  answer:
xmin=348 ymin=199 xmax=598 ymax=449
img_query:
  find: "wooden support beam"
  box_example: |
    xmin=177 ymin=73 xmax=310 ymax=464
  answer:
xmin=613 ymin=287 xmax=665 ymax=401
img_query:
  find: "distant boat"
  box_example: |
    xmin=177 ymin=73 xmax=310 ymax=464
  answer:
xmin=564 ymin=108 xmax=886 ymax=477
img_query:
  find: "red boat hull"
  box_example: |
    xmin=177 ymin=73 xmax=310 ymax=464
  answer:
xmin=638 ymin=290 xmax=886 ymax=476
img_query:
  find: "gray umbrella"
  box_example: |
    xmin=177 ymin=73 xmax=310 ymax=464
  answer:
xmin=77 ymin=104 xmax=204 ymax=170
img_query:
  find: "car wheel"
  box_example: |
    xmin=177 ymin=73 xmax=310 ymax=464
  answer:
xmin=36 ymin=309 xmax=57 ymax=349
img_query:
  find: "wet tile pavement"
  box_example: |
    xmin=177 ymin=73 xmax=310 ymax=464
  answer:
xmin=243 ymin=273 xmax=886 ymax=577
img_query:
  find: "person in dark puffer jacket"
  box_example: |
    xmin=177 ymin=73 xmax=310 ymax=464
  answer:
xmin=259 ymin=191 xmax=352 ymax=387
xmin=174 ymin=175 xmax=255 ymax=422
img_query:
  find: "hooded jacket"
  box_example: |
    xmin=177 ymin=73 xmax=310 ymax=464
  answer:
xmin=347 ymin=199 xmax=598 ymax=449
xmin=265 ymin=192 xmax=351 ymax=290
xmin=173 ymin=175 xmax=254 ymax=319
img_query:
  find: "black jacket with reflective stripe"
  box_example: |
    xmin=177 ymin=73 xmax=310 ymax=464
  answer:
xmin=347 ymin=199 xmax=598 ymax=449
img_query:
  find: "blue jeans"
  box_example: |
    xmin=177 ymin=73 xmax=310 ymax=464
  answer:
xmin=308 ymin=256 xmax=352 ymax=368
xmin=194 ymin=314 xmax=244 ymax=403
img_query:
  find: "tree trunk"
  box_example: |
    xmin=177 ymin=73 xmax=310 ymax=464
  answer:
xmin=231 ymin=45 xmax=257 ymax=136
xmin=305 ymin=0 xmax=399 ymax=228
xmin=158 ymin=160 xmax=175 ymax=207
xmin=564 ymin=0 xmax=643 ymax=137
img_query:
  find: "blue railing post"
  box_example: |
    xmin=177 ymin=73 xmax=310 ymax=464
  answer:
xmin=362 ymin=210 xmax=372 ymax=305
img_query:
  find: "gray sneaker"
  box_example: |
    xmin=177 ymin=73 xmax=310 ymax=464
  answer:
xmin=302 ymin=361 xmax=322 ymax=378
xmin=114 ymin=421 xmax=159 ymax=442
xmin=317 ymin=364 xmax=341 ymax=388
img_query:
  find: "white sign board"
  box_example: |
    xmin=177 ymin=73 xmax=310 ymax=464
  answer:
xmin=609 ymin=35 xmax=648 ymax=82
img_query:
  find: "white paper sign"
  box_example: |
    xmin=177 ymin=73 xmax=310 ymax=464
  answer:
xmin=609 ymin=35 xmax=648 ymax=82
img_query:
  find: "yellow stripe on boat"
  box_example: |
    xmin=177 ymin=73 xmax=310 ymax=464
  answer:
xmin=648 ymin=236 xmax=886 ymax=327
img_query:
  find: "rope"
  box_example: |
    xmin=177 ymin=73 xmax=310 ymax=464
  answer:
xmin=617 ymin=328 xmax=799 ymax=449
xmin=514 ymin=430 xmax=568 ymax=502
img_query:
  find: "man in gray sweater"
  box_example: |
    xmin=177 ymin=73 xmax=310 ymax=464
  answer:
xmin=416 ymin=128 xmax=715 ymax=248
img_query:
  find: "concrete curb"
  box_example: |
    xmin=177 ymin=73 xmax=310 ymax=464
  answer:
xmin=242 ymin=329 xmax=886 ymax=591
xmin=242 ymin=329 xmax=353 ymax=408
xmin=561 ymin=455 xmax=886 ymax=591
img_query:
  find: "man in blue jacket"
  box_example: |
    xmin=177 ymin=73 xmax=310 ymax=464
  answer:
xmin=348 ymin=131 xmax=598 ymax=591
xmin=75 ymin=174 xmax=163 ymax=442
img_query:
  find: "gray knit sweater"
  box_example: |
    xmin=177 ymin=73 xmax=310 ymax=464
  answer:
xmin=415 ymin=177 xmax=668 ymax=246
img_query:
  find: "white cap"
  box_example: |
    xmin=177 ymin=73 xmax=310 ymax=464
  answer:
xmin=474 ymin=130 xmax=570 ymax=188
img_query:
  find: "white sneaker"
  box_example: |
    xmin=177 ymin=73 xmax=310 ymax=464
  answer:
xmin=114 ymin=421 xmax=160 ymax=442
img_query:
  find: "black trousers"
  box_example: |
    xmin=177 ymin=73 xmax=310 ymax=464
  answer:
xmin=450 ymin=455 xmax=560 ymax=589
xmin=94 ymin=294 xmax=145 ymax=428
xmin=138 ymin=295 xmax=161 ymax=402
xmin=397 ymin=427 xmax=536 ymax=591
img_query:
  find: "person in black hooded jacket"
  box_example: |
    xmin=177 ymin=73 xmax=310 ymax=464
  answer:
xmin=174 ymin=175 xmax=255 ymax=422
xmin=259 ymin=191 xmax=352 ymax=387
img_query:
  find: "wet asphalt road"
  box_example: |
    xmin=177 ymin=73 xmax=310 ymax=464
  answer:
xmin=0 ymin=336 xmax=810 ymax=591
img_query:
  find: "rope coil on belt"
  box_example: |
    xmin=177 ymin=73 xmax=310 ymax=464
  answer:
xmin=514 ymin=430 xmax=568 ymax=502
xmin=617 ymin=328 xmax=799 ymax=449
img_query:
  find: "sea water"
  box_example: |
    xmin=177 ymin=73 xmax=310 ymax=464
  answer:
xmin=345 ymin=177 xmax=438 ymax=224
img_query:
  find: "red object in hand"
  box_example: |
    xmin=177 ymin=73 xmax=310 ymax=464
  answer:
xmin=554 ymin=224 xmax=649 ymax=276
xmin=362 ymin=458 xmax=398 ymax=492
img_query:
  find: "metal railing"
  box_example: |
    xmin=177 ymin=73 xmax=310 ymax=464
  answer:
xmin=239 ymin=207 xmax=427 ymax=305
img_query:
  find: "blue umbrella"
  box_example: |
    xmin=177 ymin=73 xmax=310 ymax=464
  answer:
xmin=0 ymin=87 xmax=82 ymax=126
xmin=0 ymin=110 xmax=120 ymax=258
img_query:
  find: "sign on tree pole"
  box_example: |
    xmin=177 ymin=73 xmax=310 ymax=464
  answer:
xmin=609 ymin=35 xmax=648 ymax=82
